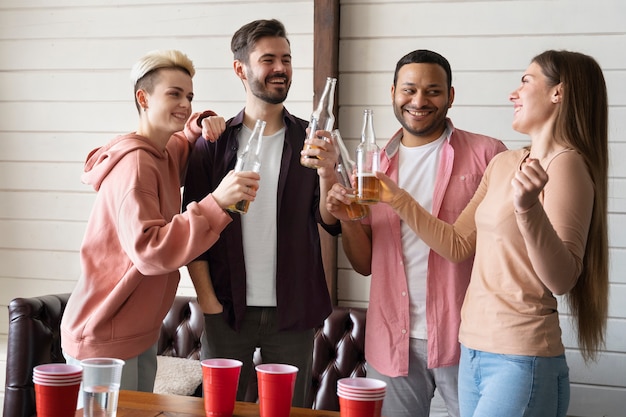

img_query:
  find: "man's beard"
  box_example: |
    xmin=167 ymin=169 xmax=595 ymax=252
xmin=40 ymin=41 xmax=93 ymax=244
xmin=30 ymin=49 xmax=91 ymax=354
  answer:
xmin=248 ymin=73 xmax=290 ymax=104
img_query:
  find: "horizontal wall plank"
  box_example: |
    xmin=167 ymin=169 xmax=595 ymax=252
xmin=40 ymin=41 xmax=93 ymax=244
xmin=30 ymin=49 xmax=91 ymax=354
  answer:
xmin=0 ymin=277 xmax=78 ymax=307
xmin=337 ymin=236 xmax=354 ymax=270
xmin=0 ymin=3 xmax=313 ymax=40
xmin=337 ymin=269 xmax=371 ymax=303
xmin=557 ymin=280 xmax=624 ymax=318
xmin=568 ymin=384 xmax=626 ymax=417
xmin=0 ymin=336 xmax=5 ymax=385
xmin=566 ymin=350 xmax=626 ymax=387
xmin=0 ymin=191 xmax=95 ymax=221
xmin=341 ymin=1 xmax=625 ymax=39
xmin=609 ymin=143 xmax=626 ymax=178
xmin=610 ymin=180 xmax=626 ymax=213
xmin=337 ymin=300 xmax=369 ymax=309
xmin=0 ymin=249 xmax=81 ymax=281
xmin=608 ymin=214 xmax=626 ymax=248
xmin=609 ymin=249 xmax=626 ymax=284
xmin=0 ymin=220 xmax=85 ymax=251
xmin=0 ymin=321 xmax=7 ymax=346
xmin=0 ymin=132 xmax=112 ymax=162
xmin=1 ymin=0 xmax=310 ymax=8
xmin=0 ymin=162 xmax=87 ymax=192
xmin=561 ymin=317 xmax=626 ymax=353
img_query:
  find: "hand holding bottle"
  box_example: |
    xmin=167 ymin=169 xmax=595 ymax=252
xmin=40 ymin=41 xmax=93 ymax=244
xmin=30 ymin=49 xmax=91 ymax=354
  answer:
xmin=226 ymin=119 xmax=266 ymax=214
xmin=300 ymin=129 xmax=338 ymax=178
xmin=374 ymin=170 xmax=403 ymax=204
xmin=302 ymin=77 xmax=337 ymax=168
xmin=326 ymin=182 xmax=355 ymax=221
xmin=330 ymin=129 xmax=368 ymax=220
xmin=211 ymin=170 xmax=260 ymax=210
xmin=356 ymin=109 xmax=381 ymax=204
xmin=326 ymin=181 xmax=369 ymax=221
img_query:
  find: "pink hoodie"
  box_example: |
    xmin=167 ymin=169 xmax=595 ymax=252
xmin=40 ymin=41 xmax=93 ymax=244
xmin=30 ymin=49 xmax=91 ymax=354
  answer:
xmin=61 ymin=112 xmax=231 ymax=360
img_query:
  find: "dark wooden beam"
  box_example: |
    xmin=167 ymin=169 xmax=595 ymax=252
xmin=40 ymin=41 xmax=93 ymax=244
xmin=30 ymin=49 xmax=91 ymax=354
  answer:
xmin=314 ymin=0 xmax=340 ymax=107
xmin=314 ymin=0 xmax=340 ymax=306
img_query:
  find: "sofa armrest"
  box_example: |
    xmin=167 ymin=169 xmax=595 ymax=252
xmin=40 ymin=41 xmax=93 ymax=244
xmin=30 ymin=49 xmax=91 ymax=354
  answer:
xmin=3 ymin=293 xmax=71 ymax=417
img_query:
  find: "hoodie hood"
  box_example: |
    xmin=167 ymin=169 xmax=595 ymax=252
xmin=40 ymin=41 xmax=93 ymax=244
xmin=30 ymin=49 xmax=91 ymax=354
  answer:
xmin=82 ymin=133 xmax=163 ymax=191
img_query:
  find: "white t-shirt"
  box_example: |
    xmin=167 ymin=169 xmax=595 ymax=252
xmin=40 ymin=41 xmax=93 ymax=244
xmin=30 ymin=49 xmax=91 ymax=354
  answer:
xmin=398 ymin=132 xmax=446 ymax=339
xmin=238 ymin=125 xmax=285 ymax=306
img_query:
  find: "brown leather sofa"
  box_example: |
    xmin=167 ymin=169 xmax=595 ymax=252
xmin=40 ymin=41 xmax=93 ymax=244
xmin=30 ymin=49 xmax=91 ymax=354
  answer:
xmin=4 ymin=294 xmax=366 ymax=417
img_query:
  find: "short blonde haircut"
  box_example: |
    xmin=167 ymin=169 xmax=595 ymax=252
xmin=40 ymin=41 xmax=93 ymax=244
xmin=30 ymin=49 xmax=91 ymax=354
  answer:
xmin=130 ymin=50 xmax=195 ymax=112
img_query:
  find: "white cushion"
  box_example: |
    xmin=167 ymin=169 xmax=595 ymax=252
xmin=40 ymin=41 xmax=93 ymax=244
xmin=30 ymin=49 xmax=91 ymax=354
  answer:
xmin=153 ymin=355 xmax=202 ymax=396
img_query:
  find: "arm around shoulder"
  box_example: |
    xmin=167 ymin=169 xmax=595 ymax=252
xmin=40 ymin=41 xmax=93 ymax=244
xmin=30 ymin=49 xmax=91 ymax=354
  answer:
xmin=183 ymin=110 xmax=218 ymax=143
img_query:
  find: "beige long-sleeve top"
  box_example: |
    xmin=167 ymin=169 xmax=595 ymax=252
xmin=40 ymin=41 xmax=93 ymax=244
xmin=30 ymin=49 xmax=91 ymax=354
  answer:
xmin=389 ymin=148 xmax=593 ymax=356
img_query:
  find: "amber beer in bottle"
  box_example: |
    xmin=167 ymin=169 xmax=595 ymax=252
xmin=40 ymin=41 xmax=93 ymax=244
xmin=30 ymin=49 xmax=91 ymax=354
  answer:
xmin=332 ymin=129 xmax=369 ymax=220
xmin=227 ymin=119 xmax=266 ymax=214
xmin=355 ymin=109 xmax=381 ymax=204
xmin=301 ymin=77 xmax=337 ymax=168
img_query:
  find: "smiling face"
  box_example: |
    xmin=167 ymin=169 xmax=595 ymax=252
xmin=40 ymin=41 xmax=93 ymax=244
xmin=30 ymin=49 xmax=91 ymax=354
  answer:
xmin=136 ymin=68 xmax=194 ymax=137
xmin=509 ymin=62 xmax=560 ymax=136
xmin=237 ymin=36 xmax=292 ymax=105
xmin=391 ymin=63 xmax=454 ymax=145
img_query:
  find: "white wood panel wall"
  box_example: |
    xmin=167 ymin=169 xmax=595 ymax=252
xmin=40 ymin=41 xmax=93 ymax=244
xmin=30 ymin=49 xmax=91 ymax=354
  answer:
xmin=1 ymin=0 xmax=625 ymax=416
xmin=334 ymin=1 xmax=626 ymax=416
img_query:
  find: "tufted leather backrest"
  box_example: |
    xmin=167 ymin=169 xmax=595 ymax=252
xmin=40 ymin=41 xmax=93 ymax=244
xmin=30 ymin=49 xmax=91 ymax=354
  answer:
xmin=159 ymin=296 xmax=367 ymax=410
xmin=157 ymin=296 xmax=204 ymax=360
xmin=309 ymin=306 xmax=367 ymax=410
xmin=4 ymin=294 xmax=366 ymax=416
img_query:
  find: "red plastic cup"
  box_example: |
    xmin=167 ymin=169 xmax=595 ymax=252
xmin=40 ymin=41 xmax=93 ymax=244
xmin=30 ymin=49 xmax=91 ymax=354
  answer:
xmin=337 ymin=376 xmax=386 ymax=393
xmin=33 ymin=375 xmax=83 ymax=385
xmin=338 ymin=395 xmax=384 ymax=417
xmin=33 ymin=363 xmax=83 ymax=378
xmin=201 ymin=358 xmax=243 ymax=417
xmin=255 ymin=363 xmax=299 ymax=417
xmin=34 ymin=380 xmax=81 ymax=417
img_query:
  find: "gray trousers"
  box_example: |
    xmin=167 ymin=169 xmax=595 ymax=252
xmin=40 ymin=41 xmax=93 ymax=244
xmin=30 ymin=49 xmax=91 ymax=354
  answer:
xmin=202 ymin=307 xmax=315 ymax=407
xmin=366 ymin=338 xmax=460 ymax=417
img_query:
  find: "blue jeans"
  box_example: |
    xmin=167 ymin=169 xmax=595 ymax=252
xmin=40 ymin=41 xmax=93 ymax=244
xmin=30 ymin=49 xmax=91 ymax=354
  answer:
xmin=458 ymin=345 xmax=570 ymax=417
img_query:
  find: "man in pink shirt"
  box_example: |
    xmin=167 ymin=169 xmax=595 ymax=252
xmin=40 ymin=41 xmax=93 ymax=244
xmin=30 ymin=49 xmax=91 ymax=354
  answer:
xmin=326 ymin=50 xmax=506 ymax=417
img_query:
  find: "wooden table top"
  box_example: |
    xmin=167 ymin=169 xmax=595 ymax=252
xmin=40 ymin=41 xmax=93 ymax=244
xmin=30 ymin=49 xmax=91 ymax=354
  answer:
xmin=75 ymin=390 xmax=341 ymax=417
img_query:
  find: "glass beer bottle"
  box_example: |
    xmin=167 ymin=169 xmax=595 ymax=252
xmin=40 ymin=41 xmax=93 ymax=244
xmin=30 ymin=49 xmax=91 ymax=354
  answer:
xmin=331 ymin=129 xmax=369 ymax=220
xmin=226 ymin=119 xmax=266 ymax=214
xmin=301 ymin=77 xmax=337 ymax=168
xmin=355 ymin=109 xmax=381 ymax=204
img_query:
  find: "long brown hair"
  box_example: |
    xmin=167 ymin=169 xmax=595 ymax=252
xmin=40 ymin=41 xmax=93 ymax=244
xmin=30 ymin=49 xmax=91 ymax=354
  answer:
xmin=533 ymin=50 xmax=609 ymax=362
